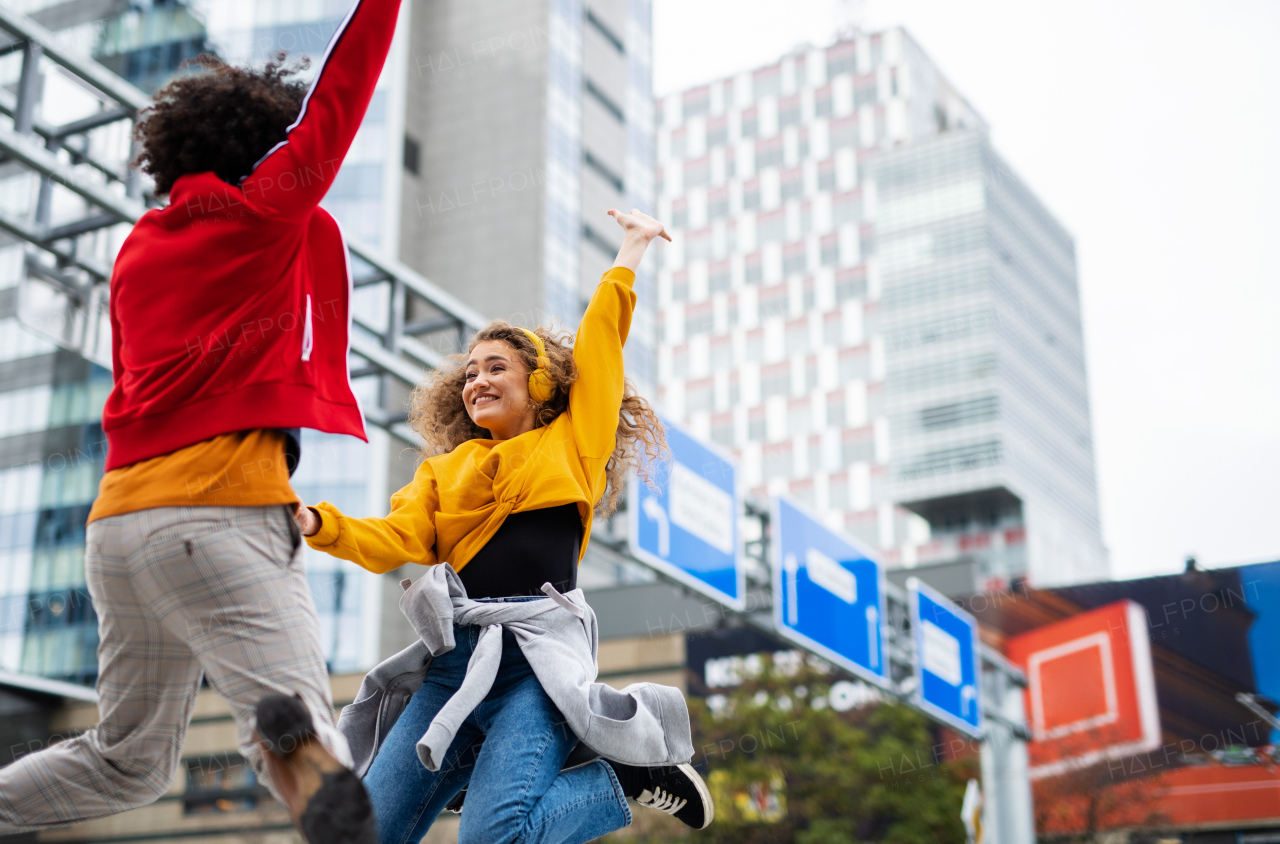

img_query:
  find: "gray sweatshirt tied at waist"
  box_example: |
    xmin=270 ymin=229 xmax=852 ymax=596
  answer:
xmin=336 ymin=563 xmax=694 ymax=775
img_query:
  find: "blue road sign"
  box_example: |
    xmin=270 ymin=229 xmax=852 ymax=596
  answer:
xmin=628 ymin=419 xmax=745 ymax=611
xmin=771 ymin=496 xmax=887 ymax=687
xmin=908 ymin=577 xmax=983 ymax=738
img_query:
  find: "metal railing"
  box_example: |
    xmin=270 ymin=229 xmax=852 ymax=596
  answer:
xmin=0 ymin=5 xmax=485 ymax=442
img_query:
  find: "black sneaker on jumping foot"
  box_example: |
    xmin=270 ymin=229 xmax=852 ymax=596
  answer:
xmin=255 ymin=694 xmax=379 ymax=844
xmin=608 ymin=761 xmax=714 ymax=829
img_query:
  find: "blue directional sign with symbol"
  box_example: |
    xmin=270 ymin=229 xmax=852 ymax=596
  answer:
xmin=771 ymin=496 xmax=887 ymax=687
xmin=628 ymin=419 xmax=745 ymax=611
xmin=908 ymin=577 xmax=983 ymax=738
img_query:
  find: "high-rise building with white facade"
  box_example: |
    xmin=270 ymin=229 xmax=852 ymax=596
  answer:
xmin=654 ymin=28 xmax=1106 ymax=590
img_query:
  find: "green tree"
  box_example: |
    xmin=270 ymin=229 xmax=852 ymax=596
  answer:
xmin=615 ymin=653 xmax=973 ymax=843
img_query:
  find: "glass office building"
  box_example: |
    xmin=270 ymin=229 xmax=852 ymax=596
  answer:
xmin=654 ymin=28 xmax=1106 ymax=590
xmin=0 ymin=0 xmax=403 ymax=683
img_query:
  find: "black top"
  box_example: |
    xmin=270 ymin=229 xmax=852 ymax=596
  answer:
xmin=457 ymin=503 xmax=582 ymax=599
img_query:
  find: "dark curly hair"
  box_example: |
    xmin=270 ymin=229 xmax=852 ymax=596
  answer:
xmin=408 ymin=320 xmax=669 ymax=518
xmin=132 ymin=53 xmax=309 ymax=196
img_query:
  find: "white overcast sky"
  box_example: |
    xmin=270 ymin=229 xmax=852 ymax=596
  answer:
xmin=652 ymin=0 xmax=1280 ymax=580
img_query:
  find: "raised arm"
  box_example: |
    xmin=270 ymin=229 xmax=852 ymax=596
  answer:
xmin=301 ymin=458 xmax=439 ymax=574
xmin=240 ymin=0 xmax=402 ymax=217
xmin=569 ymin=210 xmax=668 ymax=461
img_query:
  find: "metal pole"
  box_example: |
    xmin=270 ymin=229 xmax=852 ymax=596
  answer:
xmin=14 ymin=40 xmax=41 ymax=135
xmin=980 ymin=665 xmax=1035 ymax=844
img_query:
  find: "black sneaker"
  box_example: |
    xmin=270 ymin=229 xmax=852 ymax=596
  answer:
xmin=255 ymin=694 xmax=379 ymax=844
xmin=614 ymin=762 xmax=714 ymax=829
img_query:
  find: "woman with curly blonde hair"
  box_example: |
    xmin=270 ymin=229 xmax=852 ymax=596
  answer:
xmin=296 ymin=209 xmax=713 ymax=843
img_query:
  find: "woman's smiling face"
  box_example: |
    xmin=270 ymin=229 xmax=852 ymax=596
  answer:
xmin=462 ymin=339 xmax=537 ymax=440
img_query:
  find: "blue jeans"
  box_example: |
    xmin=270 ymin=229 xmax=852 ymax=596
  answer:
xmin=364 ymin=597 xmax=632 ymax=844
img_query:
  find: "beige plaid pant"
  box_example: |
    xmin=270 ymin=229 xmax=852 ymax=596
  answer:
xmin=0 ymin=505 xmax=352 ymax=831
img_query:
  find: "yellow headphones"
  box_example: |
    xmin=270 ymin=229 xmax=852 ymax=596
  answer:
xmin=519 ymin=328 xmax=556 ymax=403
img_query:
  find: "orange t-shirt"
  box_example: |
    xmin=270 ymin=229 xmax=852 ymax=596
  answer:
xmin=88 ymin=429 xmax=298 ymax=522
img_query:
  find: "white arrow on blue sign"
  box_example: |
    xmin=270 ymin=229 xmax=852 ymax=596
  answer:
xmin=628 ymin=419 xmax=745 ymax=611
xmin=771 ymin=496 xmax=888 ymax=687
xmin=908 ymin=577 xmax=984 ymax=738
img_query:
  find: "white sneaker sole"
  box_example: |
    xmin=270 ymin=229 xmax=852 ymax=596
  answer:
xmin=676 ymin=762 xmax=715 ymax=829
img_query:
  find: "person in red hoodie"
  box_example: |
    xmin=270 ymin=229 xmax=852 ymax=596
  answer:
xmin=0 ymin=1 xmax=402 ymax=841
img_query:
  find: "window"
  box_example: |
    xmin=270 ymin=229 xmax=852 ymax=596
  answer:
xmin=582 ymin=223 xmax=619 ymax=259
xmin=748 ymin=408 xmax=767 ymax=440
xmin=763 ymin=442 xmax=792 ymax=479
xmin=807 ymin=439 xmax=823 ymax=476
xmin=817 ymin=159 xmax=836 ymax=192
xmin=753 ymin=66 xmax=782 ymax=100
xmin=826 ymin=42 xmax=856 ymax=77
xmin=833 ymin=191 xmax=861 ymax=226
xmin=184 ymin=755 xmax=265 ymax=815
xmin=742 ymin=178 xmax=761 ymax=211
xmin=585 ymin=9 xmax=625 ymax=53
xmin=755 ymin=138 xmax=784 ymax=171
xmin=918 ymin=396 xmax=999 ymax=431
xmin=744 ymin=252 xmax=763 ymax=285
xmin=779 ymin=95 xmax=801 ymax=129
xmin=686 ymin=228 xmax=712 ymax=263
xmin=584 ymin=150 xmax=624 ymax=192
xmin=670 ymin=199 xmax=688 ymax=230
xmin=759 ymin=285 xmax=788 ymax=319
xmin=711 ymin=414 xmax=735 ymax=447
xmin=670 ymin=345 xmax=689 ymax=378
xmin=687 ymin=378 xmax=714 ymax=414
xmin=761 ymin=362 xmax=790 ymax=399
xmin=820 ymin=233 xmax=839 ymax=267
xmin=835 ymin=269 xmax=866 ymax=302
xmin=823 ymin=313 xmax=842 ymax=346
xmin=841 ymin=431 xmax=875 ymax=467
xmin=783 ymin=242 xmax=807 ymax=276
xmin=826 ymin=392 xmax=844 ymax=428
xmin=707 ymin=117 xmax=728 ymax=148
xmin=757 ymin=209 xmax=786 ymax=244
xmin=683 ymin=85 xmax=710 ymax=119
xmin=708 ymin=188 xmax=730 ymax=220
xmin=854 ymin=76 xmax=877 ymax=109
xmin=402 ymin=135 xmax=420 ymax=176
xmin=830 ymin=116 xmax=858 ymax=150
xmin=585 ymin=78 xmax=625 ymax=122
xmin=785 ymin=319 xmax=808 ymax=356
xmin=670 ymin=128 xmax=687 ymax=160
xmin=788 ymin=400 xmax=810 ymax=437
xmin=780 ymin=167 xmax=804 ymax=202
xmin=897 ymin=442 xmax=1002 ymax=482
xmin=710 ymin=336 xmax=734 ymax=369
xmin=685 ymin=303 xmax=714 ymax=336
xmin=741 ymin=107 xmax=759 ymax=139
xmin=814 ymin=85 xmax=833 ymax=118
xmin=684 ymin=156 xmax=710 ymax=189
xmin=838 ymin=348 xmax=869 ymax=383
xmin=670 ymin=270 xmax=688 ymax=302
xmin=745 ymin=329 xmax=765 ymax=362
xmin=709 ymin=260 xmax=732 ymax=294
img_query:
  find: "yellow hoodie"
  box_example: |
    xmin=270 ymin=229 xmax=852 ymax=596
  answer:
xmin=305 ymin=267 xmax=635 ymax=574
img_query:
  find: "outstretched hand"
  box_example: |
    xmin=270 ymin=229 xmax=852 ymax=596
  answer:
xmin=607 ymin=208 xmax=672 ymax=242
xmin=294 ymin=502 xmax=320 ymax=537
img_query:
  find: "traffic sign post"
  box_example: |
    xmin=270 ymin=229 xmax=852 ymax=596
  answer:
xmin=628 ymin=419 xmax=745 ymax=611
xmin=770 ymin=496 xmax=887 ymax=687
xmin=908 ymin=577 xmax=984 ymax=738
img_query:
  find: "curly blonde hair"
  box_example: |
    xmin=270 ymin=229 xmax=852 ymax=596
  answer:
xmin=408 ymin=320 xmax=668 ymax=517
